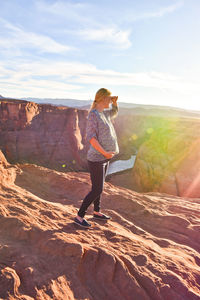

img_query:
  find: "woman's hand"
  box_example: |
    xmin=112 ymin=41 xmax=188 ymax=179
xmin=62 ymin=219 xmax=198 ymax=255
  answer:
xmin=90 ymin=138 xmax=116 ymax=159
xmin=111 ymin=96 xmax=118 ymax=104
xmin=104 ymin=151 xmax=116 ymax=159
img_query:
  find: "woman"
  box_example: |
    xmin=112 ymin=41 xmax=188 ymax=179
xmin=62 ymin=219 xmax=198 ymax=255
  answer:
xmin=74 ymin=88 xmax=119 ymax=228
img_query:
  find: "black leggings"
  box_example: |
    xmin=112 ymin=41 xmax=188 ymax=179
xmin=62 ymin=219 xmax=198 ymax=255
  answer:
xmin=78 ymin=159 xmax=110 ymax=218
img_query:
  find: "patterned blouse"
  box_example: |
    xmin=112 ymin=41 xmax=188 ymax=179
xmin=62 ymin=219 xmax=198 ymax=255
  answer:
xmin=86 ymin=104 xmax=119 ymax=162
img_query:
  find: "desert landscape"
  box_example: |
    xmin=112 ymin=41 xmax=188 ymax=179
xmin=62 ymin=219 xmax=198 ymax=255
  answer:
xmin=1 ymin=97 xmax=200 ymax=197
xmin=1 ymin=0 xmax=200 ymax=298
xmin=0 ymin=149 xmax=200 ymax=299
xmin=0 ymin=98 xmax=200 ymax=299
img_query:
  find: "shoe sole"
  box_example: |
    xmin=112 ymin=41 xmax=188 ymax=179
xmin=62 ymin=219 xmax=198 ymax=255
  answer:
xmin=74 ymin=220 xmax=91 ymax=228
xmin=93 ymin=216 xmax=111 ymax=220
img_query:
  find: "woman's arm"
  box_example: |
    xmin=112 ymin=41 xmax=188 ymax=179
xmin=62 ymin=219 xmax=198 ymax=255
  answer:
xmin=89 ymin=137 xmax=107 ymax=157
xmin=104 ymin=103 xmax=118 ymax=119
xmin=110 ymin=103 xmax=118 ymax=119
xmin=89 ymin=137 xmax=115 ymax=159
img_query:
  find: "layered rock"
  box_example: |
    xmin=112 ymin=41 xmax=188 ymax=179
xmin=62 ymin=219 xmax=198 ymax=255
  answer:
xmin=176 ymin=138 xmax=200 ymax=197
xmin=0 ymin=150 xmax=19 ymax=187
xmin=0 ymin=152 xmax=200 ymax=299
xmin=1 ymin=98 xmax=200 ymax=198
xmin=0 ymin=99 xmax=88 ymax=171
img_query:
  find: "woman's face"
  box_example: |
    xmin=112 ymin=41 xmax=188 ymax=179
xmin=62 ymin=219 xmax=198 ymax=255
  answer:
xmin=103 ymin=96 xmax=112 ymax=108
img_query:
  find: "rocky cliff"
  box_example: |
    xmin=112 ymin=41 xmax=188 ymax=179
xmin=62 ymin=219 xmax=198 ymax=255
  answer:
xmin=0 ymin=98 xmax=88 ymax=171
xmin=1 ymin=98 xmax=200 ymax=198
xmin=130 ymin=117 xmax=200 ymax=198
xmin=0 ymin=151 xmax=200 ymax=299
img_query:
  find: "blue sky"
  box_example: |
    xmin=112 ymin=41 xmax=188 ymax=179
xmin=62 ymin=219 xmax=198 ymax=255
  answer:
xmin=0 ymin=0 xmax=200 ymax=111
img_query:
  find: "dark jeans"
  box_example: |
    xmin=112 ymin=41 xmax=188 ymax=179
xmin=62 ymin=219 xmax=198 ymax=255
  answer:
xmin=78 ymin=158 xmax=110 ymax=218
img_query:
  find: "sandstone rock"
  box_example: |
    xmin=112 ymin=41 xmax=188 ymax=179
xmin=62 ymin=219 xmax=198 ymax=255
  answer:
xmin=1 ymin=98 xmax=200 ymax=199
xmin=0 ymin=150 xmax=19 ymax=186
xmin=131 ymin=118 xmax=200 ymax=198
xmin=176 ymin=138 xmax=200 ymax=197
xmin=158 ymin=173 xmax=178 ymax=195
xmin=0 ymin=155 xmax=199 ymax=299
xmin=0 ymin=99 xmax=88 ymax=171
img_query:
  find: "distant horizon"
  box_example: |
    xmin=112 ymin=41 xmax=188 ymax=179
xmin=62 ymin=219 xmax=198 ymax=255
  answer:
xmin=25 ymin=96 xmax=200 ymax=113
xmin=1 ymin=93 xmax=200 ymax=114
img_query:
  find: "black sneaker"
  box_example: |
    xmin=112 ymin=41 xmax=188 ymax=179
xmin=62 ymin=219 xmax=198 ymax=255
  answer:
xmin=74 ymin=217 xmax=91 ymax=228
xmin=93 ymin=213 xmax=111 ymax=220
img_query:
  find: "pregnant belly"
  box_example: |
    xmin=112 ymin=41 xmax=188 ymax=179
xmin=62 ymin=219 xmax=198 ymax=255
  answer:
xmin=103 ymin=138 xmax=119 ymax=154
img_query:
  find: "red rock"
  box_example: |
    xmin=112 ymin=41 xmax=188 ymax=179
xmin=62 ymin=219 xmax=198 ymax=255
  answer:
xmin=176 ymin=138 xmax=200 ymax=198
xmin=0 ymin=152 xmax=199 ymax=299
xmin=0 ymin=99 xmax=87 ymax=171
xmin=131 ymin=119 xmax=200 ymax=198
xmin=1 ymin=98 xmax=200 ymax=199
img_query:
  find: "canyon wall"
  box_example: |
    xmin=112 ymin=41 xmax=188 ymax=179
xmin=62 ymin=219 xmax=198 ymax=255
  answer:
xmin=0 ymin=99 xmax=88 ymax=171
xmin=1 ymin=98 xmax=200 ymax=198
xmin=108 ymin=114 xmax=200 ymax=198
xmin=131 ymin=118 xmax=200 ymax=198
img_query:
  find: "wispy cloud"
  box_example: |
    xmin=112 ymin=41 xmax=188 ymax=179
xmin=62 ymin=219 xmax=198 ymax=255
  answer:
xmin=36 ymin=0 xmax=88 ymax=14
xmin=147 ymin=1 xmax=184 ymax=18
xmin=0 ymin=18 xmax=73 ymax=54
xmin=35 ymin=0 xmax=93 ymax=24
xmin=78 ymin=27 xmax=131 ymax=49
xmin=36 ymin=1 xmax=131 ymax=49
xmin=124 ymin=1 xmax=184 ymax=22
xmin=0 ymin=59 xmax=199 ymax=99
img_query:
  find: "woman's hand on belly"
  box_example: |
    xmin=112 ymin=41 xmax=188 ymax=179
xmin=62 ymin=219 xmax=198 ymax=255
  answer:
xmin=103 ymin=151 xmax=116 ymax=159
xmin=89 ymin=137 xmax=116 ymax=159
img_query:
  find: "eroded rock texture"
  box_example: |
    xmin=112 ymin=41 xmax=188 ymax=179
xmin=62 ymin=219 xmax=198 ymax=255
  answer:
xmin=0 ymin=151 xmax=200 ymax=299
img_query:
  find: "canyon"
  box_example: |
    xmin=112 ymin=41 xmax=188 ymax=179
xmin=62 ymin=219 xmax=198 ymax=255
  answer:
xmin=0 ymin=97 xmax=200 ymax=299
xmin=1 ymin=97 xmax=200 ymax=198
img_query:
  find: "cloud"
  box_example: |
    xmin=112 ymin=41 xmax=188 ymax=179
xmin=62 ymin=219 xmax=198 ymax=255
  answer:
xmin=0 ymin=18 xmax=73 ymax=54
xmin=33 ymin=1 xmax=183 ymax=50
xmin=36 ymin=1 xmax=131 ymax=49
xmin=36 ymin=0 xmax=88 ymax=14
xmin=148 ymin=1 xmax=184 ymax=18
xmin=36 ymin=1 xmax=184 ymax=23
xmin=125 ymin=1 xmax=184 ymax=22
xmin=78 ymin=27 xmax=131 ymax=49
xmin=35 ymin=0 xmax=93 ymax=24
xmin=0 ymin=59 xmax=199 ymax=99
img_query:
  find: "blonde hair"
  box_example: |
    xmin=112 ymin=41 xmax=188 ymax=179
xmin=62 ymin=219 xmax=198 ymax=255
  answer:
xmin=88 ymin=88 xmax=111 ymax=113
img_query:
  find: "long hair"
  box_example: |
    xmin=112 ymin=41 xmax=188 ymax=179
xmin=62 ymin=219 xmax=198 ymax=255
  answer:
xmin=88 ymin=88 xmax=111 ymax=113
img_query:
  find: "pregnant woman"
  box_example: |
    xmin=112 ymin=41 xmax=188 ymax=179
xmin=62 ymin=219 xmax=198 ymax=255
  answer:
xmin=74 ymin=88 xmax=119 ymax=228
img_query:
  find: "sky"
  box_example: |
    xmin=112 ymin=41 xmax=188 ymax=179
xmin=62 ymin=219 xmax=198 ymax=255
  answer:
xmin=0 ymin=0 xmax=200 ymax=111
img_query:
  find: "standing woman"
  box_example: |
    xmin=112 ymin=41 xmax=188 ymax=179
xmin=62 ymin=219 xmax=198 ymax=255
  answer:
xmin=74 ymin=88 xmax=119 ymax=228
